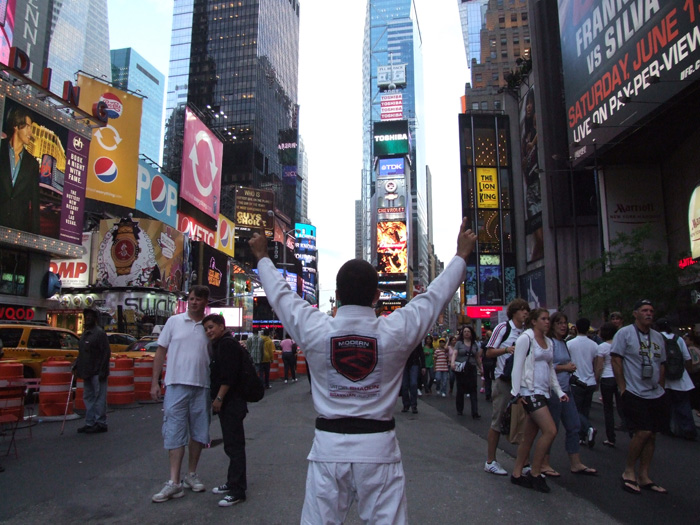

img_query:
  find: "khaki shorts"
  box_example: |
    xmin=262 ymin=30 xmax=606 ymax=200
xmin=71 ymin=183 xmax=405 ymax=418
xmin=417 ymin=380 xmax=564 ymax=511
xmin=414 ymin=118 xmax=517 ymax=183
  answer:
xmin=490 ymin=377 xmax=512 ymax=432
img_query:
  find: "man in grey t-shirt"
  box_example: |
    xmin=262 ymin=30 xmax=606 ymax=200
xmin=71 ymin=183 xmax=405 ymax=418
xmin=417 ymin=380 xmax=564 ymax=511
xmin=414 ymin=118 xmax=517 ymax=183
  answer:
xmin=611 ymin=299 xmax=668 ymax=495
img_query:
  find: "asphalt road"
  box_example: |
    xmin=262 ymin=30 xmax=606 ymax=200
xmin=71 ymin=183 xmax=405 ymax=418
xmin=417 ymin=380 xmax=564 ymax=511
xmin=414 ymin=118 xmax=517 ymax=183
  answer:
xmin=418 ymin=384 xmax=700 ymax=524
xmin=0 ymin=376 xmax=695 ymax=524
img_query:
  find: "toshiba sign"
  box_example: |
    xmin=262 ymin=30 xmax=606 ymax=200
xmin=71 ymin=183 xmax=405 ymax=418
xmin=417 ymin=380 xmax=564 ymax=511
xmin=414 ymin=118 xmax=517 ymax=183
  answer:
xmin=373 ymin=120 xmax=410 ymax=157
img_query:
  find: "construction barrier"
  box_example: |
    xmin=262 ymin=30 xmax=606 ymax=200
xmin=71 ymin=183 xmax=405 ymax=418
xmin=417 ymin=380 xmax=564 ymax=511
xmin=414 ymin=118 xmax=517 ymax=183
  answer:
xmin=0 ymin=361 xmax=23 ymax=387
xmin=134 ymin=357 xmax=154 ymax=401
xmin=296 ymin=351 xmax=307 ymax=375
xmin=269 ymin=352 xmax=280 ymax=381
xmin=107 ymin=357 xmax=135 ymax=406
xmin=75 ymin=379 xmax=85 ymax=410
xmin=39 ymin=359 xmax=73 ymax=417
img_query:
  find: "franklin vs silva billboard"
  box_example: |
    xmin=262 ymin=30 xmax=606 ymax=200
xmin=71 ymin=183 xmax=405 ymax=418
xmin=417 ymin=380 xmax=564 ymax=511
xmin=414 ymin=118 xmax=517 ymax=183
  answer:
xmin=559 ymin=0 xmax=700 ymax=164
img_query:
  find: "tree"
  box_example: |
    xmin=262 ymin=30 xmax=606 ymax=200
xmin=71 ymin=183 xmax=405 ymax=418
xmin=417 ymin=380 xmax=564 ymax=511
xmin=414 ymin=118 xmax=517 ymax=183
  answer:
xmin=570 ymin=225 xmax=682 ymax=322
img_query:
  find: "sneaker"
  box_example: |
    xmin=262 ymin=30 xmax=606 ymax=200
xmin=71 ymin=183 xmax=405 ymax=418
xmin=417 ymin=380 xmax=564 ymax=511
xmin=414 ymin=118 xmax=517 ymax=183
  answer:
xmin=587 ymin=427 xmax=597 ymax=449
xmin=152 ymin=481 xmax=184 ymax=502
xmin=511 ymin=473 xmax=533 ymax=488
xmin=522 ymin=465 xmax=532 ymax=476
xmin=484 ymin=461 xmax=507 ymax=476
xmin=411 ymin=407 xmax=418 ymax=414
xmin=441 ymin=393 xmax=446 ymax=398
xmin=480 ymin=387 xmax=485 ymax=393
xmin=531 ymin=474 xmax=551 ymax=493
xmin=182 ymin=472 xmax=205 ymax=492
xmin=212 ymin=483 xmax=230 ymax=494
xmin=284 ymin=380 xmax=288 ymax=384
xmin=401 ymin=406 xmax=409 ymax=413
xmin=603 ymin=440 xmax=615 ymax=448
xmin=218 ymin=494 xmax=246 ymax=507
xmin=417 ymin=389 xmax=422 ymax=397
xmin=294 ymin=378 xmax=298 ymax=382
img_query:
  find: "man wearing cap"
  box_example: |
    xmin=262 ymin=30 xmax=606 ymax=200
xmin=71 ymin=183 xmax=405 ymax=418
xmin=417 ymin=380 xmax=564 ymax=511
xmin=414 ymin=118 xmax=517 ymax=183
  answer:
xmin=73 ymin=308 xmax=111 ymax=434
xmin=611 ymin=300 xmax=669 ymax=495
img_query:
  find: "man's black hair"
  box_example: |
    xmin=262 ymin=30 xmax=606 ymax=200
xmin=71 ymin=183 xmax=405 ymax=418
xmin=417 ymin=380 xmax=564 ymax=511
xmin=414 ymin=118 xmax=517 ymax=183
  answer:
xmin=189 ymin=285 xmax=210 ymax=300
xmin=5 ymin=106 xmax=32 ymax=136
xmin=575 ymin=317 xmax=591 ymax=334
xmin=263 ymin=328 xmax=270 ymax=336
xmin=202 ymin=313 xmax=225 ymax=326
xmin=336 ymin=259 xmax=378 ymax=307
xmin=599 ymin=322 xmax=617 ymax=341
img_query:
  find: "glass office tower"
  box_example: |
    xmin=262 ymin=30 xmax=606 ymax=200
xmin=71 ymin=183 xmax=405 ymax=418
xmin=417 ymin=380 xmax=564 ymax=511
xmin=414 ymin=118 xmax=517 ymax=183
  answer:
xmin=45 ymin=0 xmax=112 ymax=93
xmin=361 ymin=0 xmax=428 ymax=290
xmin=162 ymin=0 xmax=301 ymax=223
xmin=458 ymin=0 xmax=489 ymax=70
xmin=111 ymin=48 xmax=165 ymax=162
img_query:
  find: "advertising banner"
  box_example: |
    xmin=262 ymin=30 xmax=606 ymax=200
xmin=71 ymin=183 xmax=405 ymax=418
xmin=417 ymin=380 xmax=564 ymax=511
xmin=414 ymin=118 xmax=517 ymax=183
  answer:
xmin=49 ymin=232 xmax=92 ymax=288
xmin=476 ymin=167 xmax=499 ymax=209
xmin=181 ymin=107 xmax=223 ymax=220
xmin=373 ymin=120 xmax=410 ymax=157
xmin=377 ymin=64 xmax=407 ymax=89
xmin=195 ymin=241 xmax=228 ymax=301
xmin=295 ymin=222 xmax=317 ymax=304
xmin=519 ymin=84 xmax=543 ymax=262
xmin=689 ymin=184 xmax=700 ymax=259
xmin=178 ymin=211 xmax=216 ymax=247
xmin=216 ymin=214 xmax=235 ymax=258
xmin=380 ymin=93 xmax=403 ymax=121
xmin=135 ymin=160 xmax=178 ymax=228
xmin=0 ymin=96 xmax=89 ymax=243
xmin=0 ymin=0 xmax=15 ymax=66
xmin=76 ymin=74 xmax=142 ymax=208
xmin=377 ymin=178 xmax=406 ymax=221
xmin=377 ymin=221 xmax=408 ymax=274
xmin=96 ymin=217 xmax=185 ymax=290
xmin=378 ymin=157 xmax=405 ymax=178
xmin=558 ymin=0 xmax=700 ymax=164
xmin=234 ymin=186 xmax=274 ymax=236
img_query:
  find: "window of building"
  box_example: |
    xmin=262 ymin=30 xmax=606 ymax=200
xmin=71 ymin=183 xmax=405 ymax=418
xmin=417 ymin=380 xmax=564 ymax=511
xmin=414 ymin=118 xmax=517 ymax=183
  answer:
xmin=511 ymin=13 xmax=517 ymax=22
xmin=481 ymin=101 xmax=488 ymax=110
xmin=0 ymin=250 xmax=28 ymax=296
xmin=501 ymin=50 xmax=508 ymax=58
xmin=494 ymin=100 xmax=501 ymax=110
xmin=475 ymin=73 xmax=482 ymax=82
xmin=498 ymin=16 xmax=505 ymax=26
xmin=522 ymin=12 xmax=528 ymax=21
xmin=472 ymin=102 xmax=480 ymax=110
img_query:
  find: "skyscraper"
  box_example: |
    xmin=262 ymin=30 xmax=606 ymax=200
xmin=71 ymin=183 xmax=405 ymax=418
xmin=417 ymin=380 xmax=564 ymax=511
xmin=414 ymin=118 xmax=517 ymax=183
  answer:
xmin=361 ymin=0 xmax=428 ymax=290
xmin=45 ymin=0 xmax=112 ymax=93
xmin=457 ymin=0 xmax=489 ymax=71
xmin=111 ymin=48 xmax=165 ymax=162
xmin=162 ymin=0 xmax=301 ymax=224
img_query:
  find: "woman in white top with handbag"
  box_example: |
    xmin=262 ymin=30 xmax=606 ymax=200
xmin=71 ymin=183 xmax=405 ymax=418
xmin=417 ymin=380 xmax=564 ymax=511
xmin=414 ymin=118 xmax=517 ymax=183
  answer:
xmin=509 ymin=308 xmax=568 ymax=493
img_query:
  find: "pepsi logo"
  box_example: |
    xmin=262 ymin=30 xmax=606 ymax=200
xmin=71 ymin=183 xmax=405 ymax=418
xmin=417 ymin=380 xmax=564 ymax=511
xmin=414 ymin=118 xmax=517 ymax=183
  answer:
xmin=219 ymin=219 xmax=230 ymax=247
xmin=94 ymin=157 xmax=118 ymax=183
xmin=100 ymin=92 xmax=123 ymax=119
xmin=150 ymin=175 xmax=167 ymax=213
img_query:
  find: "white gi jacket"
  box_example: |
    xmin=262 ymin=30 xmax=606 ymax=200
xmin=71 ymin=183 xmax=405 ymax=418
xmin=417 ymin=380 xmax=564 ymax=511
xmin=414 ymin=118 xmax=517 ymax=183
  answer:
xmin=257 ymin=255 xmax=467 ymax=463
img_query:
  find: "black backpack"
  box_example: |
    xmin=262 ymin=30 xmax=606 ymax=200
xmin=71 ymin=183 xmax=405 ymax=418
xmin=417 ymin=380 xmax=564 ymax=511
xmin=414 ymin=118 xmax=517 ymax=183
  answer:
xmin=496 ymin=322 xmax=515 ymax=380
xmin=664 ymin=335 xmax=685 ymax=381
xmin=239 ymin=347 xmax=265 ymax=402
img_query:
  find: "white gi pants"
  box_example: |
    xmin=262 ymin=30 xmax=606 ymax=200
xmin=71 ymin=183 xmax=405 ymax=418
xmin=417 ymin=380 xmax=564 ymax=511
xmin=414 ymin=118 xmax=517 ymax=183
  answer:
xmin=301 ymin=461 xmax=408 ymax=525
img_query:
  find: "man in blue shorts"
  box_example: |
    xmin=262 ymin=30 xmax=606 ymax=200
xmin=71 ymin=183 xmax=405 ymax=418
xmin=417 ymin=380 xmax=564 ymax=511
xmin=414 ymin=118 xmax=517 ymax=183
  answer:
xmin=150 ymin=285 xmax=212 ymax=502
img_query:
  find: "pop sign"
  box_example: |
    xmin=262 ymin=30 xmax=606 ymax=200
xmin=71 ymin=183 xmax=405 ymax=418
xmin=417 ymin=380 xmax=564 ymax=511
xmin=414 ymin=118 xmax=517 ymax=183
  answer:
xmin=135 ymin=160 xmax=179 ymax=228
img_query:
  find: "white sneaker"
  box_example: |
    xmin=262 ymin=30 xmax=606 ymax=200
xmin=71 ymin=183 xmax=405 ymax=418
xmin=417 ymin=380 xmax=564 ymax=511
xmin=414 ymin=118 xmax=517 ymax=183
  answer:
xmin=484 ymin=460 xmax=508 ymax=476
xmin=152 ymin=481 xmax=184 ymax=502
xmin=284 ymin=380 xmax=288 ymax=384
xmin=182 ymin=472 xmax=205 ymax=492
xmin=417 ymin=389 xmax=423 ymax=397
xmin=441 ymin=393 xmax=446 ymax=397
xmin=522 ymin=465 xmax=532 ymax=476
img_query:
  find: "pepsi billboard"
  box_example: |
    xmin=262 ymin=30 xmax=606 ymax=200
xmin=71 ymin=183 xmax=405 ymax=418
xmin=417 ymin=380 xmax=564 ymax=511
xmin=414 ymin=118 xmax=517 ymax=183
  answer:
xmin=135 ymin=160 xmax=178 ymax=228
xmin=378 ymin=158 xmax=405 ymax=178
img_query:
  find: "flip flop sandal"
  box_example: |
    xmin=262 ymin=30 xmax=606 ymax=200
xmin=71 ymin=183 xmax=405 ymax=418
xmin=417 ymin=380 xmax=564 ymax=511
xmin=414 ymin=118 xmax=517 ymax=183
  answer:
xmin=571 ymin=467 xmax=598 ymax=476
xmin=542 ymin=469 xmax=561 ymax=477
xmin=640 ymin=482 xmax=668 ymax=494
xmin=621 ymin=477 xmax=640 ymax=494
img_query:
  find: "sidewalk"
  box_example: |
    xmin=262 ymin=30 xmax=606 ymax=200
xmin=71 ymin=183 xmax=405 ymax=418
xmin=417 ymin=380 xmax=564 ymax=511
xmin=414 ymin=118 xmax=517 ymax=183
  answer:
xmin=0 ymin=381 xmax=619 ymax=524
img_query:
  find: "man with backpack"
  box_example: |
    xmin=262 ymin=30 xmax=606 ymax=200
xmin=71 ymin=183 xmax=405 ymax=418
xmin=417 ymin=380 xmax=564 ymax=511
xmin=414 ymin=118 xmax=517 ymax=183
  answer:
xmin=483 ymin=298 xmax=530 ymax=476
xmin=611 ymin=300 xmax=669 ymax=495
xmin=203 ymin=313 xmax=251 ymax=507
xmin=656 ymin=318 xmax=697 ymax=441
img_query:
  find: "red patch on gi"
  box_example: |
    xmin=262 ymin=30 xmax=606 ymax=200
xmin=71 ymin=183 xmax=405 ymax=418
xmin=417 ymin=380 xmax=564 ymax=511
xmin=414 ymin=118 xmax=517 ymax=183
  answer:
xmin=330 ymin=336 xmax=378 ymax=382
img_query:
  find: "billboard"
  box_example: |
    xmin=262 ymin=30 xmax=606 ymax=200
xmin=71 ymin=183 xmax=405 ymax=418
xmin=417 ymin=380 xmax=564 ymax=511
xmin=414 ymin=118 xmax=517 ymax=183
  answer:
xmin=181 ymin=107 xmax=223 ymax=220
xmin=476 ymin=167 xmax=499 ymax=209
xmin=295 ymin=222 xmax=317 ymax=304
xmin=0 ymin=96 xmax=89 ymax=243
xmin=373 ymin=120 xmax=410 ymax=157
xmin=558 ymin=0 xmax=700 ymax=163
xmin=376 ymin=178 xmax=406 ymax=221
xmin=377 ymin=64 xmax=407 ymax=89
xmin=216 ymin=214 xmax=235 ymax=257
xmin=194 ymin=241 xmax=228 ymax=301
xmin=49 ymin=232 xmax=92 ymax=288
xmin=76 ymin=74 xmax=142 ymax=208
xmin=234 ymin=186 xmax=274 ymax=236
xmin=97 ymin=217 xmax=185 ymax=290
xmin=690 ymin=184 xmax=700 ymax=259
xmin=0 ymin=0 xmax=15 ymax=67
xmin=178 ymin=212 xmax=216 ymax=247
xmin=378 ymin=157 xmax=405 ymax=178
xmin=377 ymin=221 xmax=407 ymax=274
xmin=11 ymin=1 xmax=49 ymax=83
xmin=519 ymin=85 xmax=543 ymax=262
xmin=135 ymin=160 xmax=179 ymax=228
xmin=380 ymin=93 xmax=403 ymax=121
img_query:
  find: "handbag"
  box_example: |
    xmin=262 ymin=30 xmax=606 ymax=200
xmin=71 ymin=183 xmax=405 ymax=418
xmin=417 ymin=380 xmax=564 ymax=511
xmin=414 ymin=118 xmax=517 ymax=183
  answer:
xmin=455 ymin=361 xmax=467 ymax=373
xmin=499 ymin=396 xmax=527 ymax=444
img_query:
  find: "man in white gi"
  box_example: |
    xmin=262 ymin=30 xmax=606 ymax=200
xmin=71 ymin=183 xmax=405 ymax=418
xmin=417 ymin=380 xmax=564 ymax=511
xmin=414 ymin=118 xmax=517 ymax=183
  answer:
xmin=249 ymin=218 xmax=477 ymax=524
xmin=150 ymin=285 xmax=212 ymax=502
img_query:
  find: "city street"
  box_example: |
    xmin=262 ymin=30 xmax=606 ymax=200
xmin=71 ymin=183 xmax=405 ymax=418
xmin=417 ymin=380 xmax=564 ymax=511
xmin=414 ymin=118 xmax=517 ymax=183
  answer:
xmin=2 ymin=374 xmax=694 ymax=524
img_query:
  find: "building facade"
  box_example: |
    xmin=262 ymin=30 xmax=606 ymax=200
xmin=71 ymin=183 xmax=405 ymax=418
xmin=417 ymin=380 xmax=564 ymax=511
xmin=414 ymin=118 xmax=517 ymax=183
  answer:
xmin=361 ymin=0 xmax=429 ymax=291
xmin=111 ymin=48 xmax=165 ymax=163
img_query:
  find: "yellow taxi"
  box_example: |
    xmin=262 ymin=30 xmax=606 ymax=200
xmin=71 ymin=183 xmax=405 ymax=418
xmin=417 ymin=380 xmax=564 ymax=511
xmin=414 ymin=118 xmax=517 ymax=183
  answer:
xmin=0 ymin=323 xmax=79 ymax=378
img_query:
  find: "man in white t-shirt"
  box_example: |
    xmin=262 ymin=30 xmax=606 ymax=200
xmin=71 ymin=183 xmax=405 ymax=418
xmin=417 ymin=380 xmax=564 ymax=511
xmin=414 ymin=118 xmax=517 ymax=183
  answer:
xmin=250 ymin=218 xmax=477 ymax=524
xmin=150 ymin=285 xmax=212 ymax=502
xmin=567 ymin=317 xmax=600 ymax=448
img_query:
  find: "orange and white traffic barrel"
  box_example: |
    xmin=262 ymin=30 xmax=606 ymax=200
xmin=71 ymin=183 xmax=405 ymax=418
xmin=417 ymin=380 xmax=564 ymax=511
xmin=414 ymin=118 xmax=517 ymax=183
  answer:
xmin=74 ymin=379 xmax=85 ymax=410
xmin=107 ymin=357 xmax=135 ymax=406
xmin=134 ymin=357 xmax=154 ymax=401
xmin=296 ymin=350 xmax=307 ymax=375
xmin=39 ymin=359 xmax=73 ymax=417
xmin=0 ymin=361 xmax=23 ymax=387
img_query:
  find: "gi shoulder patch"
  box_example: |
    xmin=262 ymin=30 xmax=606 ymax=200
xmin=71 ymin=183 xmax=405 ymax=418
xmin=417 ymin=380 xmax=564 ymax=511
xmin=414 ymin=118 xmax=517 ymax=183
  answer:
xmin=330 ymin=335 xmax=378 ymax=382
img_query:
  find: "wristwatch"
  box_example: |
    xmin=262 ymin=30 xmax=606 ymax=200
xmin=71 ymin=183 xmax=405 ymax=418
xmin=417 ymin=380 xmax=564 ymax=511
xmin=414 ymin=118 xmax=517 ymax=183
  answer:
xmin=215 ymin=396 xmax=223 ymax=402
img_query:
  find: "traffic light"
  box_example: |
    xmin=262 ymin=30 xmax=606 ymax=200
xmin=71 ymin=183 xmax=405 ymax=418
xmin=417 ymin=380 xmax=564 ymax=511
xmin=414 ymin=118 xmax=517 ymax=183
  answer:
xmin=245 ymin=280 xmax=252 ymax=292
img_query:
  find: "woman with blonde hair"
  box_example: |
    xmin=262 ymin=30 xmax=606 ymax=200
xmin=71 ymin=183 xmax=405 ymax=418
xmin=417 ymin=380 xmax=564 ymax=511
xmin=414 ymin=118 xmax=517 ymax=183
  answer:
xmin=509 ymin=308 xmax=568 ymax=493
